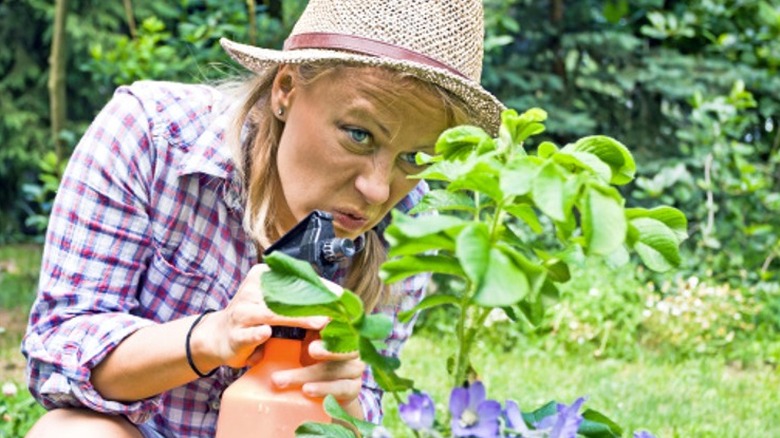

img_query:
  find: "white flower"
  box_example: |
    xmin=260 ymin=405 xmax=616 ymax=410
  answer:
xmin=2 ymin=382 xmax=17 ymax=397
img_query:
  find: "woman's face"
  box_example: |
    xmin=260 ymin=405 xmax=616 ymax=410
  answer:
xmin=271 ymin=65 xmax=450 ymax=239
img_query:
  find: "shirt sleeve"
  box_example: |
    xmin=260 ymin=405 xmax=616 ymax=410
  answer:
xmin=22 ymin=88 xmax=162 ymax=423
xmin=358 ymin=181 xmax=431 ymax=424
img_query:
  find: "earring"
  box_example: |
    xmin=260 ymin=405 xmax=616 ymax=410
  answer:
xmin=277 ymin=107 xmax=285 ymax=116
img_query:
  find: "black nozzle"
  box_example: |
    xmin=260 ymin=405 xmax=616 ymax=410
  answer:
xmin=270 ymin=326 xmax=307 ymax=340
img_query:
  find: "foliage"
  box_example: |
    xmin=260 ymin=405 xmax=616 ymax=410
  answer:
xmin=21 ymin=152 xmax=68 ymax=239
xmin=639 ymin=276 xmax=761 ymax=359
xmin=0 ymin=382 xmax=46 ymax=438
xmin=541 ymin=259 xmax=647 ymax=359
xmin=262 ymin=108 xmax=685 ymax=437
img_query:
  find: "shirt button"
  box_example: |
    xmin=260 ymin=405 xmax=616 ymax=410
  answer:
xmin=210 ymin=400 xmax=221 ymax=411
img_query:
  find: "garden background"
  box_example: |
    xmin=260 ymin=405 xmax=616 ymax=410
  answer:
xmin=1 ymin=0 xmax=779 ymax=436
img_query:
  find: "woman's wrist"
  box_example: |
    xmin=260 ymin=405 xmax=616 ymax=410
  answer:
xmin=187 ymin=310 xmax=223 ymax=376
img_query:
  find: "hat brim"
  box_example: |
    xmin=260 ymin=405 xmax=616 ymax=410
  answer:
xmin=220 ymin=38 xmax=504 ymax=136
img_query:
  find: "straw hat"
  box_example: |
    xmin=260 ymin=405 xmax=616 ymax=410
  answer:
xmin=220 ymin=0 xmax=505 ymax=135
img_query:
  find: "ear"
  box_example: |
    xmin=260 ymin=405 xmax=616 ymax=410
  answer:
xmin=271 ymin=65 xmax=297 ymax=121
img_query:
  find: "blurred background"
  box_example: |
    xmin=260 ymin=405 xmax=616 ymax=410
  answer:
xmin=0 ymin=0 xmax=779 ymax=436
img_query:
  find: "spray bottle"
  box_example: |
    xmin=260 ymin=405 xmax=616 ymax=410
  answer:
xmin=215 ymin=211 xmax=356 ymax=437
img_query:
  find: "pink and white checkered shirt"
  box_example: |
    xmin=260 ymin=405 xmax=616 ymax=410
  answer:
xmin=22 ymin=81 xmax=429 ymax=436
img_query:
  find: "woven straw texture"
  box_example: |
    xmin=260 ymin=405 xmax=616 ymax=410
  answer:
xmin=221 ymin=0 xmax=505 ymax=134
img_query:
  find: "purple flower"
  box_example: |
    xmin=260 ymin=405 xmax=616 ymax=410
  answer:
xmin=399 ymin=392 xmax=435 ymax=431
xmin=633 ymin=431 xmax=656 ymax=438
xmin=449 ymin=381 xmax=502 ymax=438
xmin=503 ymin=400 xmax=532 ymax=437
xmin=534 ymin=397 xmax=585 ymax=438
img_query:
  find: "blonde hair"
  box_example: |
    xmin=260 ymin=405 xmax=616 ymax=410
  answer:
xmin=226 ymin=63 xmax=471 ymax=312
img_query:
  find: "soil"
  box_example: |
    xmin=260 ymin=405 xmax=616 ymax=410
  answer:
xmin=0 ymin=308 xmax=31 ymax=383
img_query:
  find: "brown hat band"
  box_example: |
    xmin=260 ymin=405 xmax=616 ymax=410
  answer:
xmin=283 ymin=32 xmax=467 ymax=79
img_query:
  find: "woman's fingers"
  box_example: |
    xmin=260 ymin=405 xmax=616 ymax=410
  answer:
xmin=307 ymin=340 xmax=359 ymax=361
xmin=301 ymin=378 xmax=363 ymax=401
xmin=271 ymin=359 xmax=365 ymax=389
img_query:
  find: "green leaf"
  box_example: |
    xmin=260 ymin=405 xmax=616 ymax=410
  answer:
xmin=264 ymin=302 xmax=344 ymax=319
xmin=449 ymin=161 xmax=503 ymax=202
xmin=380 ymin=255 xmax=465 ymax=284
xmin=502 ymin=108 xmax=548 ymax=144
xmin=262 ymin=253 xmax=340 ymax=306
xmin=504 ymin=204 xmax=543 ymax=234
xmin=628 ymin=217 xmax=682 ymax=272
xmin=295 ymin=422 xmax=355 ymax=438
xmin=335 ymin=290 xmax=362 ymax=323
xmin=581 ymin=185 xmax=626 ymax=255
xmin=413 ymin=159 xmax=472 ymax=182
xmin=359 ymin=338 xmax=414 ymax=392
xmin=579 ymin=409 xmax=624 ymax=438
xmin=473 ymin=248 xmax=529 ymax=307
xmin=533 ymin=162 xmax=568 ymax=222
xmin=625 ymin=206 xmax=688 ymax=242
xmin=320 ymin=320 xmax=359 ymax=353
xmin=534 ymin=250 xmax=571 ymax=283
xmin=357 ymin=314 xmax=393 ymax=340
xmin=322 ymin=395 xmax=376 ymax=437
xmin=537 ymin=141 xmax=558 ymax=158
xmin=456 ymin=223 xmax=492 ymax=285
xmin=409 ymin=190 xmax=475 ymax=214
xmin=522 ymin=400 xmax=557 ymax=425
xmin=554 ymin=150 xmax=613 ymax=183
xmin=435 ymin=125 xmax=493 ymax=160
xmin=564 ymin=136 xmax=636 ymax=185
xmin=500 ymin=158 xmax=539 ymax=197
xmin=389 ymin=212 xmax=466 ymax=238
xmin=398 ymin=294 xmax=462 ymax=323
xmin=385 ymin=227 xmax=456 ymax=257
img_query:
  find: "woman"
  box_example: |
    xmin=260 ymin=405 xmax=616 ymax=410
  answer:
xmin=23 ymin=0 xmax=504 ymax=436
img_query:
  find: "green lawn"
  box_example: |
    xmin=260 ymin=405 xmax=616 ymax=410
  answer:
xmin=383 ymin=336 xmax=780 ymax=438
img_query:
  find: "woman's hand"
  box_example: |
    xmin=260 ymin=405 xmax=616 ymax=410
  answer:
xmin=195 ymin=264 xmax=330 ymax=370
xmin=271 ymin=339 xmax=366 ymax=413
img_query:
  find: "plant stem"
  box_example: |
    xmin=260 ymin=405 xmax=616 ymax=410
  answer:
xmin=452 ymin=304 xmax=491 ymax=389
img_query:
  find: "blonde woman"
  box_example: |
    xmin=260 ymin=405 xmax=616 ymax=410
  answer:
xmin=23 ymin=0 xmax=504 ymax=436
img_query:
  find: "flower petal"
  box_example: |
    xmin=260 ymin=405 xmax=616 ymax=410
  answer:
xmin=476 ymin=400 xmax=502 ymax=420
xmin=504 ymin=400 xmax=531 ymax=432
xmin=449 ymin=387 xmax=469 ymax=418
xmin=467 ymin=381 xmax=486 ymax=410
xmin=550 ymin=397 xmax=585 ymax=438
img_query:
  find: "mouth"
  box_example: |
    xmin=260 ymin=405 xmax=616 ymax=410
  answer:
xmin=331 ymin=209 xmax=369 ymax=234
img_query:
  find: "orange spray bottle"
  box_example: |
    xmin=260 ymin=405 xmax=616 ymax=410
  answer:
xmin=215 ymin=211 xmax=356 ymax=437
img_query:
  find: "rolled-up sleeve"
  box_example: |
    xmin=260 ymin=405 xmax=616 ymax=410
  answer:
xmin=22 ymin=89 xmax=162 ymax=422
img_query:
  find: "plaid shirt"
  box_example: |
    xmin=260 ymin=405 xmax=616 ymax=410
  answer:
xmin=22 ymin=81 xmax=429 ymax=436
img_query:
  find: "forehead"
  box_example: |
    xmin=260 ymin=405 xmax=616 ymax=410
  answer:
xmin=303 ymin=66 xmax=450 ymax=122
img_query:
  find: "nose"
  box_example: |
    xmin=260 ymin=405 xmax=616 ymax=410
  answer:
xmin=354 ymin=156 xmax=392 ymax=205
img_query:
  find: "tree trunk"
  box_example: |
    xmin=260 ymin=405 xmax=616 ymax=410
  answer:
xmin=247 ymin=0 xmax=257 ymax=45
xmin=48 ymin=0 xmax=68 ymax=161
xmin=549 ymin=0 xmax=566 ymax=86
xmin=123 ymin=0 xmax=137 ymax=39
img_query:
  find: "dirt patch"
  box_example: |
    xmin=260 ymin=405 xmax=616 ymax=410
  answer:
xmin=0 ymin=308 xmax=31 ymax=383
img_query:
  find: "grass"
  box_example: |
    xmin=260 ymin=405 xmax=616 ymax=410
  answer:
xmin=382 ymin=335 xmax=780 ymax=437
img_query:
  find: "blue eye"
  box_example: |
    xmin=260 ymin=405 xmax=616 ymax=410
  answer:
xmin=400 ymin=152 xmax=419 ymax=165
xmin=347 ymin=128 xmax=371 ymax=144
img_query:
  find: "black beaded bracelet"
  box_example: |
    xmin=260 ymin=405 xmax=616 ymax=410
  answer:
xmin=185 ymin=309 xmax=217 ymax=378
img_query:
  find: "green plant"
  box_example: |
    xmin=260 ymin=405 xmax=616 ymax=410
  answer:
xmin=0 ymin=381 xmax=46 ymax=438
xmin=21 ymin=151 xmax=68 ymax=238
xmin=260 ymin=107 xmax=686 ymax=437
